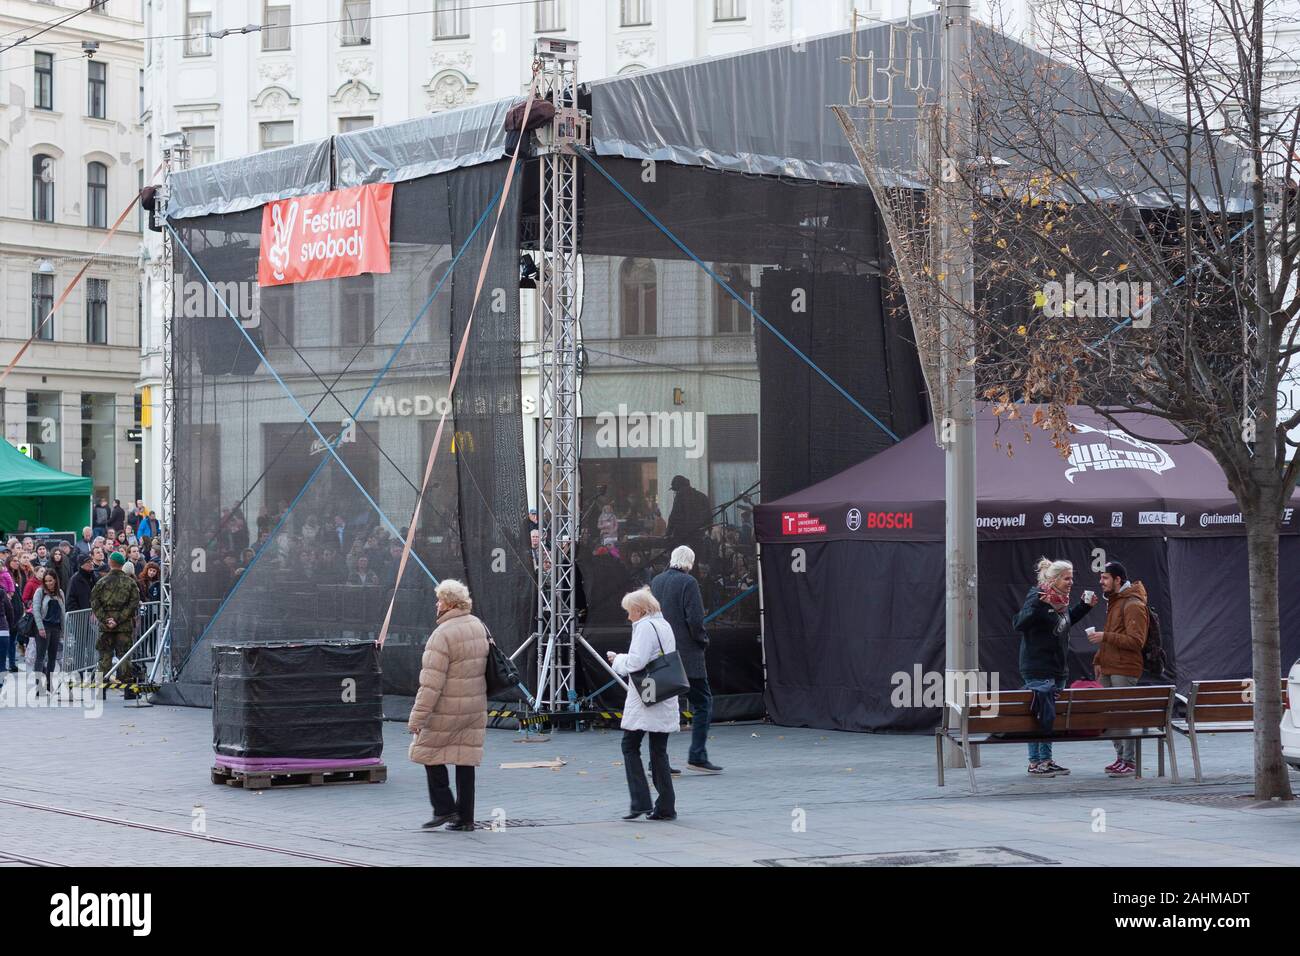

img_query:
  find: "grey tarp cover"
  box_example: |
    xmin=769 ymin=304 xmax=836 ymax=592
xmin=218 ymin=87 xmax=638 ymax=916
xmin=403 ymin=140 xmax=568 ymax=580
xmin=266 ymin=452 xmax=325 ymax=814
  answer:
xmin=589 ymin=11 xmax=1249 ymax=209
xmin=334 ymin=98 xmax=513 ymax=187
xmin=167 ymin=138 xmax=332 ymax=220
xmin=165 ymin=11 xmax=1249 ymax=218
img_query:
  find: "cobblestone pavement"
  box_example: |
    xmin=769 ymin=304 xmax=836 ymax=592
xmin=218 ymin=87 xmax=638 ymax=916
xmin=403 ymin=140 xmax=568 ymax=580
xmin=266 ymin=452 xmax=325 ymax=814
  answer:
xmin=2 ymin=695 xmax=1296 ymax=867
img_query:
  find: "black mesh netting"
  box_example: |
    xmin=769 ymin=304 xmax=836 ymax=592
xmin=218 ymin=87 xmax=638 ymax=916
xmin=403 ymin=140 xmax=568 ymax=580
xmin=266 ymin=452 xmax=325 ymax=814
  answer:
xmin=566 ymin=159 xmax=929 ymax=716
xmin=159 ymin=162 xmax=529 ymax=712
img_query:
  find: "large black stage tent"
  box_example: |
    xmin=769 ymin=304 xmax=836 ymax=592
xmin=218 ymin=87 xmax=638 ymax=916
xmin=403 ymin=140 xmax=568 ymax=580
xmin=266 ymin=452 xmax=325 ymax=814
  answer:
xmin=755 ymin=408 xmax=1300 ymax=733
xmin=151 ymin=12 xmax=1250 ymax=728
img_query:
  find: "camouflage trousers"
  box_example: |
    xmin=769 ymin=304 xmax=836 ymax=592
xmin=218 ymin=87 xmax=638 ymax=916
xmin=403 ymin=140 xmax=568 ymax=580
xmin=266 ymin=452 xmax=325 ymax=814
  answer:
xmin=96 ymin=631 xmax=136 ymax=684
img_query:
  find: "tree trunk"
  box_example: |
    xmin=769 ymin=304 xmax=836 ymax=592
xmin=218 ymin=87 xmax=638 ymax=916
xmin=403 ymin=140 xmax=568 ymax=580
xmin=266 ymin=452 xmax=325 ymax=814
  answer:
xmin=1245 ymin=511 xmax=1294 ymax=800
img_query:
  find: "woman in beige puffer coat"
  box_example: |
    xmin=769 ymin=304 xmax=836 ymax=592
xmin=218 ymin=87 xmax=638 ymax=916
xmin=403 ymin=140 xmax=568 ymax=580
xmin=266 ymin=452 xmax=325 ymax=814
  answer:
xmin=408 ymin=578 xmax=489 ymax=832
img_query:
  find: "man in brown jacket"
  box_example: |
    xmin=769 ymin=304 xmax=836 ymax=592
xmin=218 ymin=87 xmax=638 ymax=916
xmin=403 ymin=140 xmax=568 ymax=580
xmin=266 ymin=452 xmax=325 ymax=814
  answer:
xmin=1086 ymin=560 xmax=1149 ymax=778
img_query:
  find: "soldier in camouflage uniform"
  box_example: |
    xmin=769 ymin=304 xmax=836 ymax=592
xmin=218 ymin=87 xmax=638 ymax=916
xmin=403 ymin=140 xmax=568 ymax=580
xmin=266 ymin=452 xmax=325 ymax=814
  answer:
xmin=91 ymin=552 xmax=141 ymax=690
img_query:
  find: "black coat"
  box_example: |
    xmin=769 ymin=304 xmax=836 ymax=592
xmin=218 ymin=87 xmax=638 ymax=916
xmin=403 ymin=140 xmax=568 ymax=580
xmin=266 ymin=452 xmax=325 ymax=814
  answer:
xmin=108 ymin=506 xmax=126 ymax=532
xmin=1012 ymin=585 xmax=1090 ymax=681
xmin=650 ymin=567 xmax=708 ymax=679
xmin=66 ymin=569 xmax=96 ymax=613
xmin=0 ymin=586 xmax=15 ymax=635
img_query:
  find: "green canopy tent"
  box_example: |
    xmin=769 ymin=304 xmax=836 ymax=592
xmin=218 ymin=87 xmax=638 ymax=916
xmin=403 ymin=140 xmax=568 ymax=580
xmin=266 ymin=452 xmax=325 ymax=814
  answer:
xmin=0 ymin=441 xmax=92 ymax=534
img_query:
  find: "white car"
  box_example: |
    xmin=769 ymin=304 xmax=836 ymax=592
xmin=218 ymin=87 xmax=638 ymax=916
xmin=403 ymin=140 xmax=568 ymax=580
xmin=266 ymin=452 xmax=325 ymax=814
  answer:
xmin=1284 ymin=658 xmax=1300 ymax=772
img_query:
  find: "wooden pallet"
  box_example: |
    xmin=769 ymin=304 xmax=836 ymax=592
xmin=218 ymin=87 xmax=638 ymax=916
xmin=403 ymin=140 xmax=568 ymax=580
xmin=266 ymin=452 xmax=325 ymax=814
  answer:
xmin=210 ymin=763 xmax=387 ymax=790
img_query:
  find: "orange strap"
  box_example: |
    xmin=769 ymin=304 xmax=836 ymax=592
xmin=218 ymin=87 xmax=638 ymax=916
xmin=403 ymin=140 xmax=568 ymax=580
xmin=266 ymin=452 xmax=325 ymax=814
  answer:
xmin=377 ymin=75 xmax=541 ymax=647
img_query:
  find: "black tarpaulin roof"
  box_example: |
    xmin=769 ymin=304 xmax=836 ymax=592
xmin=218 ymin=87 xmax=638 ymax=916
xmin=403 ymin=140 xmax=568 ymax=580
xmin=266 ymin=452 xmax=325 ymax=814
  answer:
xmin=754 ymin=407 xmax=1299 ymax=543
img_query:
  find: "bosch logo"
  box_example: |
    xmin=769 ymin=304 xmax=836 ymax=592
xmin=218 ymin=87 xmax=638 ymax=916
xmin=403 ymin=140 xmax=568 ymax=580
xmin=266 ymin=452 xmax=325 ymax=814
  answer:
xmin=863 ymin=511 xmax=913 ymax=530
xmin=846 ymin=509 xmax=863 ymax=531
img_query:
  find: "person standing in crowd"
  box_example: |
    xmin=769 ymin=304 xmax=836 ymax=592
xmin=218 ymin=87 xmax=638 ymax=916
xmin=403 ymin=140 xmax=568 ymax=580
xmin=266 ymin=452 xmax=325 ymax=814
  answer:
xmin=665 ymin=475 xmax=712 ymax=551
xmin=1088 ymin=560 xmax=1150 ymax=779
xmin=0 ymin=547 xmax=16 ymax=674
xmin=126 ymin=504 xmax=141 ymax=538
xmin=90 ymin=546 xmax=107 ymax=579
xmin=408 ymin=579 xmax=489 ymax=832
xmin=108 ymin=499 xmax=126 ymax=534
xmin=137 ymin=562 xmax=162 ymax=603
xmin=93 ymin=499 xmax=110 ymax=538
xmin=30 ymin=570 xmax=65 ymax=695
xmin=651 ymin=546 xmax=721 ymax=774
xmin=136 ymin=507 xmax=156 ymax=542
xmin=77 ymin=527 xmax=94 ymax=557
xmin=50 ymin=547 xmax=71 ymax=592
xmin=91 ymin=552 xmax=141 ymax=695
xmin=1013 ymin=557 xmax=1098 ymax=777
xmin=5 ymin=553 xmax=27 ymax=670
xmin=607 ymin=587 xmax=679 ymax=820
xmin=349 ymin=556 xmax=379 ymax=586
xmin=66 ymin=552 xmax=97 ymax=613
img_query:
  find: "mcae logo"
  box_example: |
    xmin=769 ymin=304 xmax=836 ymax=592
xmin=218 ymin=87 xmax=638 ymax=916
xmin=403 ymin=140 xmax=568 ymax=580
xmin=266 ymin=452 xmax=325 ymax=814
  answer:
xmin=49 ymin=887 xmax=151 ymax=936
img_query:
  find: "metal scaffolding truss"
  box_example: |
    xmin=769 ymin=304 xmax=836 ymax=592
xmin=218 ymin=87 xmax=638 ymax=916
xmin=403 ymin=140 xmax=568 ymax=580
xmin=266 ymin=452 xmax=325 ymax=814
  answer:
xmin=154 ymin=141 xmax=190 ymax=684
xmin=534 ymin=37 xmax=584 ymax=712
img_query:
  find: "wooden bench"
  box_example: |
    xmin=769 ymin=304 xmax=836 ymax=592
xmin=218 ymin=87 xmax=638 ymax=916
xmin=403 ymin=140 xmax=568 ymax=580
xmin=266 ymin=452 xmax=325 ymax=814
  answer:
xmin=1173 ymin=679 xmax=1289 ymax=783
xmin=936 ymin=685 xmax=1180 ymax=792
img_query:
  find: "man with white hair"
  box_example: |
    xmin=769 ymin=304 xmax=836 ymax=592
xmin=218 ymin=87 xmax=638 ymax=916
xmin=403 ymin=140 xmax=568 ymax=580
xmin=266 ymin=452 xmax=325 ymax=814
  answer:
xmin=651 ymin=545 xmax=722 ymax=774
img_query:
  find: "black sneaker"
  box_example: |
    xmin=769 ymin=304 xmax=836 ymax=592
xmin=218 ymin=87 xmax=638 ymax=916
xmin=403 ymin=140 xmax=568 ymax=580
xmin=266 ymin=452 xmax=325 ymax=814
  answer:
xmin=669 ymin=767 xmax=682 ymax=776
xmin=687 ymin=761 xmax=723 ymax=774
xmin=422 ymin=813 xmax=458 ymax=830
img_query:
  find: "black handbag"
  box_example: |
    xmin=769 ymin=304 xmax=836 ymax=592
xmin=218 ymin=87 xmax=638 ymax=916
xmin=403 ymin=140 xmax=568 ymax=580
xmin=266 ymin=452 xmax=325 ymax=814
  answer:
xmin=16 ymin=611 xmax=37 ymax=642
xmin=483 ymin=626 xmax=522 ymax=699
xmin=629 ymin=619 xmax=689 ymax=705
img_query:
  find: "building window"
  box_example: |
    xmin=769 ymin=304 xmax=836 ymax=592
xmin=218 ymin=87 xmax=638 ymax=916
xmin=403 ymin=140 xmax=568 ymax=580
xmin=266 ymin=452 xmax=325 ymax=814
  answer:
xmin=33 ymin=154 xmax=54 ymax=222
xmin=35 ymin=51 xmax=54 ymax=109
xmin=714 ymin=264 xmax=754 ymax=334
xmin=87 ymin=161 xmax=108 ymax=228
xmin=259 ymin=120 xmax=294 ymax=151
xmin=86 ymin=278 xmax=109 ymax=345
xmin=620 ymin=258 xmax=657 ymax=337
xmin=713 ymin=0 xmax=746 ymax=21
xmin=185 ymin=1 xmax=212 ymax=56
xmin=80 ymin=393 xmax=115 ymax=497
xmin=263 ymin=2 xmax=291 ymax=51
xmin=535 ymin=0 xmax=564 ymax=32
xmin=32 ymin=274 xmax=55 ymax=341
xmin=340 ymin=274 xmax=375 ymax=346
xmin=339 ymin=115 xmax=373 ymax=133
xmin=261 ymin=284 xmax=295 ymax=348
xmin=341 ymin=0 xmax=370 ymax=45
xmin=138 ymin=166 xmax=145 ymax=231
xmin=27 ymin=391 xmax=61 ymax=469
xmin=138 ymin=68 xmax=144 ymax=116
xmin=620 ymin=0 xmax=651 ymax=27
xmin=88 ymin=60 xmax=106 ymax=118
xmin=184 ymin=125 xmax=216 ymax=164
xmin=434 ymin=0 xmax=468 ymax=39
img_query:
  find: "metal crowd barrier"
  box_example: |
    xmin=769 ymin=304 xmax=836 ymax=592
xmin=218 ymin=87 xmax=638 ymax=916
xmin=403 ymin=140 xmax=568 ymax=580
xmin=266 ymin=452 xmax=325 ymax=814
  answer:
xmin=58 ymin=602 xmax=162 ymax=682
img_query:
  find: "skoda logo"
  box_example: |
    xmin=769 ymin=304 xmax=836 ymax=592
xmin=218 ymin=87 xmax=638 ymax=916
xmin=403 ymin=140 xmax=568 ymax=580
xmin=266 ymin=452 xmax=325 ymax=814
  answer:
xmin=1042 ymin=512 xmax=1055 ymax=528
xmin=846 ymin=508 xmax=863 ymax=531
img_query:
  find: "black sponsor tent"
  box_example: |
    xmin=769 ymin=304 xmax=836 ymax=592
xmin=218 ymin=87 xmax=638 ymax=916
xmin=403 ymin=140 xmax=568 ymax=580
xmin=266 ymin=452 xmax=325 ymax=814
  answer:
xmin=755 ymin=407 xmax=1300 ymax=733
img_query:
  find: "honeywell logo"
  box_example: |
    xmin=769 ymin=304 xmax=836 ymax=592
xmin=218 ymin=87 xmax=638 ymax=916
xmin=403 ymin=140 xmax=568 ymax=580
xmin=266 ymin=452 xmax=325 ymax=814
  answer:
xmin=50 ymin=887 xmax=151 ymax=936
xmin=976 ymin=514 xmax=1026 ymax=530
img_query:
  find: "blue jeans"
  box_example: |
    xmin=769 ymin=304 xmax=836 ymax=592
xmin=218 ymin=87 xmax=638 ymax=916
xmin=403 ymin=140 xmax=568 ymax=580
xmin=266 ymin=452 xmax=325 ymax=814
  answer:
xmin=1023 ymin=675 xmax=1066 ymax=763
xmin=0 ymin=633 xmax=14 ymax=669
xmin=687 ymin=676 xmax=712 ymax=765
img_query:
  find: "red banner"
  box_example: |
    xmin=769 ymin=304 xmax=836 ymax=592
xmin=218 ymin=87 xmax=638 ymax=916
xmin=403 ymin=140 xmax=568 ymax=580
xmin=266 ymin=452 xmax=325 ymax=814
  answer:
xmin=257 ymin=182 xmax=393 ymax=287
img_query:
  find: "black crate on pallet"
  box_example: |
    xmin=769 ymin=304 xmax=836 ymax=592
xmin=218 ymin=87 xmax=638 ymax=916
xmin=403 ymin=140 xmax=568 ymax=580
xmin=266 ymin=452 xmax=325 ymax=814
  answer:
xmin=212 ymin=641 xmax=384 ymax=760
